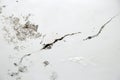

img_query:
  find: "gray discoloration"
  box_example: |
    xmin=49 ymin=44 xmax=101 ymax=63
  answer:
xmin=2 ymin=15 xmax=42 ymax=52
xmin=2 ymin=14 xmax=41 ymax=80
xmin=43 ymin=61 xmax=49 ymax=67
xmin=9 ymin=72 xmax=19 ymax=77
xmin=18 ymin=66 xmax=27 ymax=73
xmin=3 ymin=15 xmax=41 ymax=42
xmin=15 ymin=21 xmax=40 ymax=41
xmin=8 ymin=65 xmax=28 ymax=80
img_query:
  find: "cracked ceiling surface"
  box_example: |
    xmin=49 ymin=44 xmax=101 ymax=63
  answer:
xmin=0 ymin=0 xmax=120 ymax=80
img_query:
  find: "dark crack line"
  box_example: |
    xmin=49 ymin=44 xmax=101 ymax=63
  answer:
xmin=83 ymin=14 xmax=119 ymax=41
xmin=19 ymin=54 xmax=31 ymax=64
xmin=14 ymin=54 xmax=31 ymax=66
xmin=16 ymin=49 xmax=41 ymax=66
xmin=16 ymin=32 xmax=81 ymax=65
xmin=41 ymin=32 xmax=81 ymax=50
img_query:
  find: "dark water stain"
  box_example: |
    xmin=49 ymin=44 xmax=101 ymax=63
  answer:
xmin=1 ymin=14 xmax=42 ymax=80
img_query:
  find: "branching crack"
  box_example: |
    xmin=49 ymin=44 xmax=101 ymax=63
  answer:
xmin=41 ymin=32 xmax=81 ymax=50
xmin=83 ymin=14 xmax=119 ymax=40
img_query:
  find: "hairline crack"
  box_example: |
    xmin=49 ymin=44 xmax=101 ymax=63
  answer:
xmin=83 ymin=14 xmax=119 ymax=40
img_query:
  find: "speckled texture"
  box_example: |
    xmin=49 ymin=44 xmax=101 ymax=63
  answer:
xmin=0 ymin=0 xmax=120 ymax=80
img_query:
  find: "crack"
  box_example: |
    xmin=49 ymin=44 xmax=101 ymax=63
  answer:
xmin=13 ymin=54 xmax=31 ymax=66
xmin=14 ymin=49 xmax=41 ymax=66
xmin=83 ymin=14 xmax=119 ymax=41
xmin=41 ymin=32 xmax=81 ymax=50
xmin=19 ymin=54 xmax=31 ymax=65
xmin=16 ymin=32 xmax=81 ymax=65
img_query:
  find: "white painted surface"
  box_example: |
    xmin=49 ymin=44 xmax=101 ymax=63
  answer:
xmin=0 ymin=0 xmax=120 ymax=80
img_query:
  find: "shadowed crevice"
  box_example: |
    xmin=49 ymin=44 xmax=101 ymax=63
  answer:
xmin=41 ymin=32 xmax=81 ymax=50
